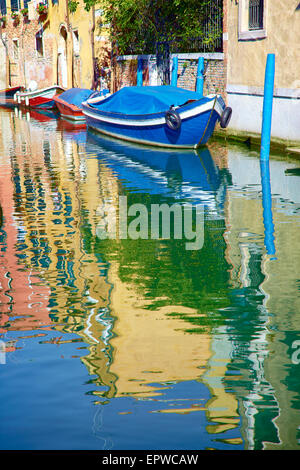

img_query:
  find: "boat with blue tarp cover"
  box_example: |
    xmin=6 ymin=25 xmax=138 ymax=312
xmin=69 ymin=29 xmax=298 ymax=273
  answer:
xmin=53 ymin=88 xmax=109 ymax=122
xmin=82 ymin=85 xmax=232 ymax=149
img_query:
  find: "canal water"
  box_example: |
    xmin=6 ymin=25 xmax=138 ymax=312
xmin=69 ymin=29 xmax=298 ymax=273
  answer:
xmin=0 ymin=107 xmax=299 ymax=450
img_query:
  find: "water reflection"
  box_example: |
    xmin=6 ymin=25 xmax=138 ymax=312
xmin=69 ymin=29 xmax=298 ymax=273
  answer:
xmin=260 ymin=159 xmax=276 ymax=257
xmin=0 ymin=108 xmax=300 ymax=450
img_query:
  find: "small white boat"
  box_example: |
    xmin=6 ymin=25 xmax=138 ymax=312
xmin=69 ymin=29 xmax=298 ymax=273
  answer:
xmin=14 ymin=85 xmax=65 ymax=109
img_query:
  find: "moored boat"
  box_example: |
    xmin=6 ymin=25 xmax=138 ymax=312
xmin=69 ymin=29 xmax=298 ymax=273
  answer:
xmin=14 ymin=85 xmax=65 ymax=109
xmin=82 ymin=85 xmax=232 ymax=149
xmin=0 ymin=86 xmax=23 ymax=108
xmin=53 ymin=88 xmax=109 ymax=123
xmin=0 ymin=86 xmax=23 ymax=99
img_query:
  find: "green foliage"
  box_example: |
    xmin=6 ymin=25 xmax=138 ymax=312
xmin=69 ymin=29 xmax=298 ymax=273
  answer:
xmin=87 ymin=0 xmax=223 ymax=54
xmin=82 ymin=0 xmax=98 ymax=11
xmin=68 ymin=0 xmax=80 ymax=13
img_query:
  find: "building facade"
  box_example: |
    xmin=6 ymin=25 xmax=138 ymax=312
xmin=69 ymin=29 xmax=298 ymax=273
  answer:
xmin=225 ymin=0 xmax=300 ymax=146
xmin=0 ymin=0 xmax=110 ymax=91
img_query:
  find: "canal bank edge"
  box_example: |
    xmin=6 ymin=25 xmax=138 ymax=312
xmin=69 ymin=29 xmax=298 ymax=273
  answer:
xmin=213 ymin=127 xmax=300 ymax=159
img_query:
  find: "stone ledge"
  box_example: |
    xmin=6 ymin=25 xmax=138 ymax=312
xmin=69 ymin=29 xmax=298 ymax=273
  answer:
xmin=238 ymin=29 xmax=267 ymax=41
xmin=213 ymin=127 xmax=300 ymax=159
xmin=117 ymin=53 xmax=224 ymax=61
xmin=227 ymin=84 xmax=300 ymax=100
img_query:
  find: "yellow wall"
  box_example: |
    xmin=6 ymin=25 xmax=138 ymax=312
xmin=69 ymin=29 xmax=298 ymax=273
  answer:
xmin=43 ymin=0 xmax=94 ymax=89
xmin=227 ymin=0 xmax=300 ymax=90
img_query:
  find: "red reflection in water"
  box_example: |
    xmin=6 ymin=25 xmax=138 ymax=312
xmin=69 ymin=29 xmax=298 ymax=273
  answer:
xmin=0 ymin=162 xmax=51 ymax=336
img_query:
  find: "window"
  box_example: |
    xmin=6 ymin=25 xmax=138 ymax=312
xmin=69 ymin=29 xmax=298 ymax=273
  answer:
xmin=36 ymin=31 xmax=44 ymax=57
xmin=238 ymin=0 xmax=267 ymax=40
xmin=0 ymin=0 xmax=7 ymax=15
xmin=249 ymin=0 xmax=264 ymax=30
xmin=72 ymin=30 xmax=80 ymax=56
xmin=10 ymin=0 xmax=20 ymax=11
xmin=13 ymin=39 xmax=19 ymax=60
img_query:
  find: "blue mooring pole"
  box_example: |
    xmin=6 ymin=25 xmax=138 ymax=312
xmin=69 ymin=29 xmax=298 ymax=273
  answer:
xmin=260 ymin=53 xmax=276 ymax=257
xmin=171 ymin=56 xmax=178 ymax=87
xmin=137 ymin=57 xmax=143 ymax=86
xmin=260 ymin=54 xmax=275 ymax=161
xmin=196 ymin=57 xmax=204 ymax=95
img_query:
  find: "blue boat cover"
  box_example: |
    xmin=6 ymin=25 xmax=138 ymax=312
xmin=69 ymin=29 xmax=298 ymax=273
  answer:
xmin=89 ymin=86 xmax=210 ymax=115
xmin=59 ymin=88 xmax=95 ymax=109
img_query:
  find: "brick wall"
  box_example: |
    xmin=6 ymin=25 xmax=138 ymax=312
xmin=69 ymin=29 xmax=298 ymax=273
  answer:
xmin=177 ymin=57 xmax=226 ymax=97
xmin=116 ymin=53 xmax=226 ymax=99
xmin=1 ymin=14 xmax=54 ymax=88
xmin=115 ymin=58 xmax=139 ymax=89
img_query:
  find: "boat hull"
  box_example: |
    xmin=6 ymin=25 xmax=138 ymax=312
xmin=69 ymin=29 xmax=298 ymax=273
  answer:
xmin=55 ymin=100 xmax=85 ymax=122
xmin=53 ymin=88 xmax=109 ymax=123
xmin=82 ymin=95 xmax=224 ymax=149
xmin=0 ymin=86 xmax=23 ymax=98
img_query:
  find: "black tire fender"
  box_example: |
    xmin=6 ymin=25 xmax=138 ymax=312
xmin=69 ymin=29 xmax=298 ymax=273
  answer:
xmin=220 ymin=106 xmax=232 ymax=128
xmin=165 ymin=108 xmax=181 ymax=131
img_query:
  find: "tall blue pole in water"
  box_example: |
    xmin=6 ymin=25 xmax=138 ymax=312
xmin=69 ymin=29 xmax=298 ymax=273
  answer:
xmin=171 ymin=56 xmax=178 ymax=87
xmin=260 ymin=53 xmax=276 ymax=257
xmin=260 ymin=54 xmax=275 ymax=161
xmin=196 ymin=57 xmax=204 ymax=96
xmin=137 ymin=57 xmax=143 ymax=86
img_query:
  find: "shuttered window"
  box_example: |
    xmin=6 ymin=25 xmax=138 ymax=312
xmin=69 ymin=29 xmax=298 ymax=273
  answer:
xmin=249 ymin=0 xmax=264 ymax=30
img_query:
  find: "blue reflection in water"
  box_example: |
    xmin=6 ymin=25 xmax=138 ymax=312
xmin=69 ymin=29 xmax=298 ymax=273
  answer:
xmin=260 ymin=159 xmax=276 ymax=257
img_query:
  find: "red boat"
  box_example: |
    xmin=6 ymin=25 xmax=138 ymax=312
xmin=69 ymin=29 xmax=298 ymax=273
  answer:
xmin=14 ymin=85 xmax=65 ymax=109
xmin=0 ymin=86 xmax=23 ymax=107
xmin=53 ymin=88 xmax=109 ymax=123
xmin=0 ymin=86 xmax=23 ymax=99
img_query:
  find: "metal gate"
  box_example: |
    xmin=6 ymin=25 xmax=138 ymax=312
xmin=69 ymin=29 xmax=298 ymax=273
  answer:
xmin=155 ymin=40 xmax=170 ymax=85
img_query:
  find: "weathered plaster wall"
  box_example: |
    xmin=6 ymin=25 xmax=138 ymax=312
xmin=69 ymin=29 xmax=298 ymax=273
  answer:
xmin=48 ymin=1 xmax=94 ymax=89
xmin=0 ymin=1 xmax=108 ymax=90
xmin=225 ymin=0 xmax=300 ymax=144
xmin=227 ymin=0 xmax=300 ymax=90
xmin=0 ymin=12 xmax=54 ymax=89
xmin=0 ymin=41 xmax=6 ymax=89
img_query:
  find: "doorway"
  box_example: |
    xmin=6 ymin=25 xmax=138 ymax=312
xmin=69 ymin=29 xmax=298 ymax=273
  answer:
xmin=57 ymin=26 xmax=68 ymax=88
